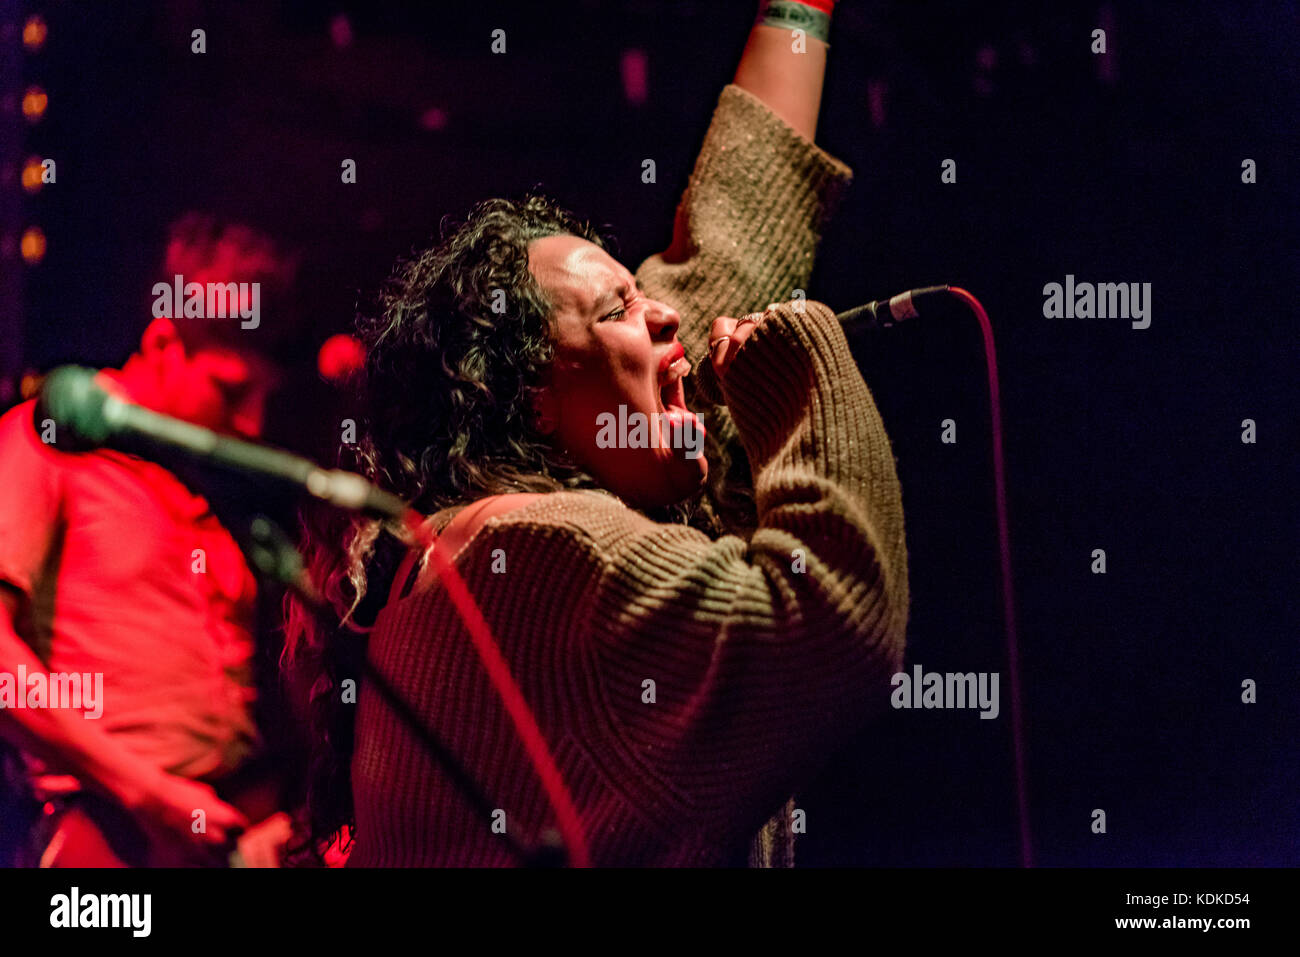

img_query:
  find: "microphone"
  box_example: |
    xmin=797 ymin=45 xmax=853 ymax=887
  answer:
xmin=34 ymin=366 xmax=408 ymax=520
xmin=836 ymin=285 xmax=951 ymax=331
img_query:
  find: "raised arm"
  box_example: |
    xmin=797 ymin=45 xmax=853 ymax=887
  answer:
xmin=733 ymin=1 xmax=831 ymax=140
xmin=635 ymin=2 xmax=851 ymax=367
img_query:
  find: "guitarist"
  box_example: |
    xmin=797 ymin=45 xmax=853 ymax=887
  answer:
xmin=0 ymin=214 xmax=298 ymax=867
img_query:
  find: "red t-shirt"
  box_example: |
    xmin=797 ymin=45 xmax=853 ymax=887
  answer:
xmin=0 ymin=398 xmax=257 ymax=794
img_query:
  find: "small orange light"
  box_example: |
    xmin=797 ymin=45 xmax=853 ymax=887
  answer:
xmin=20 ymin=374 xmax=43 ymax=401
xmin=23 ymin=15 xmax=48 ymax=52
xmin=21 ymin=157 xmax=44 ymax=193
xmin=22 ymin=86 xmax=48 ymax=122
xmin=21 ymin=227 xmax=46 ymax=264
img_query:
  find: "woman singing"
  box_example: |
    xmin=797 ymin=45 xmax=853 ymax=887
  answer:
xmin=289 ymin=0 xmax=910 ymax=866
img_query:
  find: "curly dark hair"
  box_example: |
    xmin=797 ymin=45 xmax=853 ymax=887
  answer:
xmin=356 ymin=193 xmax=613 ymax=511
xmin=284 ymin=190 xmax=724 ymax=863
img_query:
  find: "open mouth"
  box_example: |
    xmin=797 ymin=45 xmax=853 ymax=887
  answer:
xmin=655 ymin=354 xmax=705 ymax=448
xmin=657 ymin=355 xmax=691 ymax=415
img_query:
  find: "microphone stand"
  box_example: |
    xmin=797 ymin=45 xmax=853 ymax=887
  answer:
xmin=236 ymin=511 xmax=568 ymax=868
xmin=33 ymin=367 xmax=583 ymax=865
xmin=844 ymin=286 xmax=1033 ymax=868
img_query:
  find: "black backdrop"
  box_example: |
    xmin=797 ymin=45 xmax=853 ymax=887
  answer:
xmin=8 ymin=0 xmax=1297 ymax=866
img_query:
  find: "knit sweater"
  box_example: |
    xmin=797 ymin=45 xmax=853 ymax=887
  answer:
xmin=346 ymin=85 xmax=910 ymax=866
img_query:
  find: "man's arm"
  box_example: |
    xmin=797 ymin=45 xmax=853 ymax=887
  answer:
xmin=0 ymin=587 xmax=246 ymax=847
xmin=0 ymin=586 xmax=149 ymax=798
xmin=0 ymin=398 xmax=250 ymax=851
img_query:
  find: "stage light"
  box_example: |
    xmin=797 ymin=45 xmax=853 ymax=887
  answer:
xmin=418 ymin=106 xmax=448 ymax=131
xmin=620 ymin=49 xmax=648 ymax=106
xmin=20 ymin=372 xmax=43 ymax=401
xmin=22 ymin=86 xmax=48 ymax=123
xmin=23 ymin=15 xmax=48 ymax=52
xmin=21 ymin=156 xmax=44 ymax=193
xmin=330 ymin=13 xmax=353 ymax=50
xmin=317 ymin=333 xmax=366 ymax=383
xmin=20 ymin=226 xmax=46 ymax=264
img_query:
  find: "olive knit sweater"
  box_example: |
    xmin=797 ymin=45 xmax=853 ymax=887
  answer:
xmin=346 ymin=84 xmax=910 ymax=866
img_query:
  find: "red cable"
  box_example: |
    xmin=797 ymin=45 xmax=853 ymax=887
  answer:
xmin=398 ymin=511 xmax=592 ymax=867
xmin=947 ymin=287 xmax=1033 ymax=868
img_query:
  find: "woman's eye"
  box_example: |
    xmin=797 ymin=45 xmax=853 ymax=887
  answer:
xmin=601 ymin=308 xmax=627 ymax=322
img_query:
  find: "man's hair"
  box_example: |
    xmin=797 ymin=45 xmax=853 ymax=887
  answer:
xmin=160 ymin=211 xmax=302 ymax=358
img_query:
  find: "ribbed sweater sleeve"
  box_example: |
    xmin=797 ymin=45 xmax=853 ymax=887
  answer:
xmin=633 ymin=84 xmax=855 ymax=550
xmin=579 ymin=298 xmax=909 ymax=831
xmin=349 ymin=295 xmax=909 ymax=865
xmin=634 ymin=83 xmax=853 ymax=369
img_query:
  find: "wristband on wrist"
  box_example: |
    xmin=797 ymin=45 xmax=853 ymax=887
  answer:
xmin=756 ymin=0 xmax=835 ymax=46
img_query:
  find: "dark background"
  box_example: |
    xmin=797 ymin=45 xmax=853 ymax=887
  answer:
xmin=3 ymin=0 xmax=1296 ymax=865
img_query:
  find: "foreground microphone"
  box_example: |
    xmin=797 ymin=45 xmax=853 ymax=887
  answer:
xmin=836 ymin=285 xmax=951 ymax=331
xmin=35 ymin=366 xmax=407 ymax=519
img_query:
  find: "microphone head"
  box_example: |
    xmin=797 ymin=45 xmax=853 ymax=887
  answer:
xmin=34 ymin=365 xmax=112 ymax=452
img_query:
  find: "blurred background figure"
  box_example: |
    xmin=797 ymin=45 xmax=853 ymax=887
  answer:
xmin=0 ymin=214 xmax=303 ymax=866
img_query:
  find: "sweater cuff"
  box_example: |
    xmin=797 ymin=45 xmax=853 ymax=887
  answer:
xmin=713 ymin=83 xmax=854 ymax=232
xmin=718 ymin=299 xmax=865 ymax=472
xmin=639 ymin=83 xmax=855 ymax=369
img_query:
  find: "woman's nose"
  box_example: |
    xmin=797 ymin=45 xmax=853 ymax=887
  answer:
xmin=645 ymin=298 xmax=681 ymax=338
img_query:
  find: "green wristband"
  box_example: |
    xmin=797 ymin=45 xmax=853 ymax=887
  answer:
xmin=756 ymin=0 xmax=832 ymax=46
